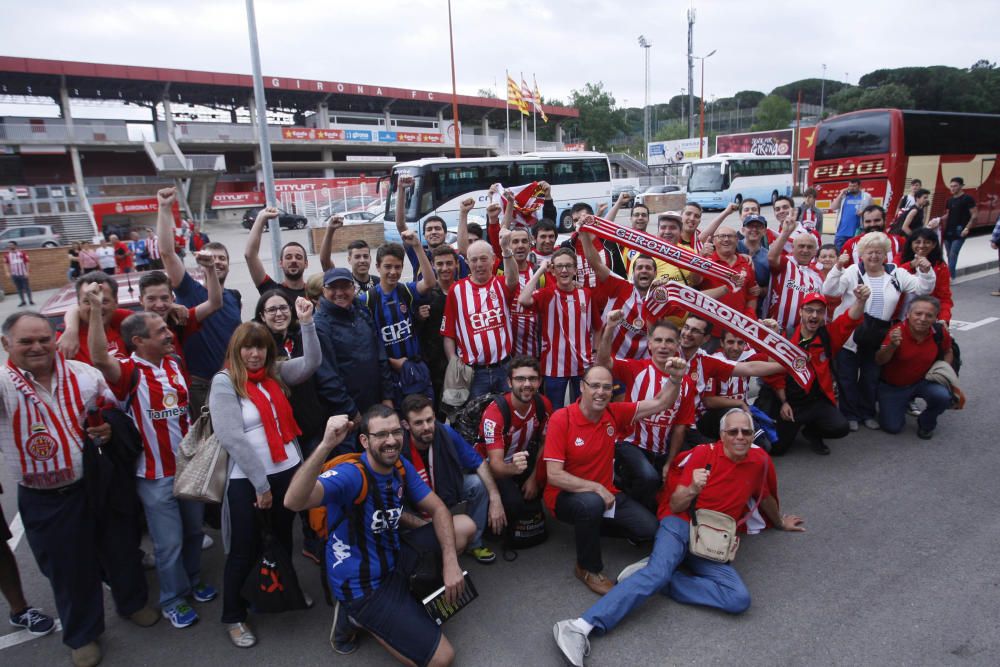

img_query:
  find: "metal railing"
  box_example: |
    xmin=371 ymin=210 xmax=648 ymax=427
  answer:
xmin=0 ymin=121 xmax=131 ymax=142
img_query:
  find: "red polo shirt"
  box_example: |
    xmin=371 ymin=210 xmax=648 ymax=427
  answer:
xmin=880 ymin=322 xmax=950 ymax=387
xmin=700 ymin=252 xmax=757 ymax=317
xmin=659 ymin=441 xmax=776 ymax=522
xmin=772 ymin=310 xmax=863 ymax=405
xmin=542 ymin=401 xmax=637 ymax=513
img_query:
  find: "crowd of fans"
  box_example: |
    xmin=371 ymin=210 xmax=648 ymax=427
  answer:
xmin=0 ymin=178 xmax=968 ymax=667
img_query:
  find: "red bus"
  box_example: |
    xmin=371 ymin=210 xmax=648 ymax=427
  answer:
xmin=809 ymin=109 xmax=1000 ymax=230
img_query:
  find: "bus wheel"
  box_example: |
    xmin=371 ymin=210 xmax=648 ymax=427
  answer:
xmin=559 ymin=211 xmax=574 ymax=233
xmin=770 ymin=190 xmax=780 ymax=206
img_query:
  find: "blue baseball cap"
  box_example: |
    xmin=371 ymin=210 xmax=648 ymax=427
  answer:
xmin=323 ymin=267 xmax=354 ymax=286
xmin=742 ymin=214 xmax=768 ymax=227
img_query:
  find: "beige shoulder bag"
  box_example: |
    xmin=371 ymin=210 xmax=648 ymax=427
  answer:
xmin=173 ymin=406 xmax=229 ymax=503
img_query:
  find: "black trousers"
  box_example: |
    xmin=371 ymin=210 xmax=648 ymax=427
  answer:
xmin=772 ymin=396 xmax=850 ymax=455
xmin=553 ymin=491 xmax=658 ymax=574
xmin=18 ymin=481 xmax=148 ymax=649
xmin=222 ymin=466 xmax=298 ymax=623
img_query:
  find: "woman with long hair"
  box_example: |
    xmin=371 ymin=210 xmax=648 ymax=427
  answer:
xmin=208 ymin=298 xmax=320 ymax=648
xmin=900 ymin=228 xmax=953 ymax=324
xmin=67 ymin=241 xmax=83 ymax=280
xmin=252 ymin=290 xmax=326 ymax=562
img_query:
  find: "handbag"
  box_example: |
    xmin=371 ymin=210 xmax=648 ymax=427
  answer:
xmin=173 ymin=406 xmax=229 ymax=503
xmin=241 ymin=512 xmax=309 ymax=613
xmin=688 ymin=448 xmax=769 ymax=564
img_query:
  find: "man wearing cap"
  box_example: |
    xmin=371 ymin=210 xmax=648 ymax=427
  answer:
xmin=737 ymin=213 xmax=771 ymax=315
xmin=638 ymin=212 xmax=703 ymax=287
xmin=313 ymin=267 xmax=395 ymax=453
xmin=761 ymin=285 xmax=870 ymax=455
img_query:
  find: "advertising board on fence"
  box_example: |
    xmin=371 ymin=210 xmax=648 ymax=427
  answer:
xmin=647 ymin=138 xmax=708 ymax=166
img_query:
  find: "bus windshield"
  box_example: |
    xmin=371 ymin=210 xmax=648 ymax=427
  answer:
xmin=687 ymin=163 xmax=725 ymax=192
xmin=814 ymin=111 xmax=891 ymax=161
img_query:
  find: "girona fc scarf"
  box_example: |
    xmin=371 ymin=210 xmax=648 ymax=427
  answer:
xmin=644 ymin=282 xmax=813 ymax=388
xmin=580 ymin=216 xmax=741 ymax=290
xmin=5 ymin=353 xmax=87 ymax=486
xmin=489 ymin=181 xmax=546 ymax=228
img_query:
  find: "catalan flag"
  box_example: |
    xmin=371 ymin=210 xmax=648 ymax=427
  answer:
xmin=507 ymin=74 xmax=529 ymax=116
xmin=533 ymin=76 xmax=548 ymax=123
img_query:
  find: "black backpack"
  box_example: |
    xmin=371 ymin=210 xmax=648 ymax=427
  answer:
xmin=932 ymin=323 xmax=961 ymax=375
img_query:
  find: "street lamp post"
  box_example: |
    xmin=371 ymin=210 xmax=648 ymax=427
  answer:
xmin=638 ymin=35 xmax=652 ymax=160
xmin=820 ymin=63 xmax=827 ymax=118
xmin=695 ymin=49 xmax=716 ymax=158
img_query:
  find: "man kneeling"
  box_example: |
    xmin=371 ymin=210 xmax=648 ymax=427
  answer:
xmin=285 ymin=407 xmax=468 ymax=667
xmin=552 ymin=408 xmax=805 ymax=667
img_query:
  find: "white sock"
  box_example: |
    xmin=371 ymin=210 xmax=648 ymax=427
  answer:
xmin=571 ymin=618 xmax=594 ymax=636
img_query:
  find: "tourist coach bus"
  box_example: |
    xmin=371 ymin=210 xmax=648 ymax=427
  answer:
xmin=810 ymin=109 xmax=1000 ymax=229
xmin=683 ymin=153 xmax=793 ymax=210
xmin=382 ymin=152 xmax=612 ymax=242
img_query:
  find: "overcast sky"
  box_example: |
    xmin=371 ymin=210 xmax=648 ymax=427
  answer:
xmin=2 ymin=0 xmax=996 ymax=110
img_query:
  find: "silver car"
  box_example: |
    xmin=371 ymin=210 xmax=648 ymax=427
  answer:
xmin=0 ymin=224 xmax=62 ymax=248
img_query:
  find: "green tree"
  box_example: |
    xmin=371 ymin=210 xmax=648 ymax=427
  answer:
xmin=733 ymin=90 xmax=765 ymax=109
xmin=565 ymin=82 xmax=624 ymax=151
xmin=771 ymin=78 xmax=850 ymax=106
xmin=653 ymin=121 xmax=688 ymax=142
xmin=752 ymin=95 xmax=793 ymax=130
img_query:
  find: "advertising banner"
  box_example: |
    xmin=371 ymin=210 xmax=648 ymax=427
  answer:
xmin=715 ymin=129 xmax=793 ymax=156
xmin=647 ymin=138 xmax=708 ymax=166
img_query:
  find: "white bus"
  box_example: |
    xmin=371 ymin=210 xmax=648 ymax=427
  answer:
xmin=684 ymin=153 xmax=793 ymax=210
xmin=382 ymin=151 xmax=612 ymax=242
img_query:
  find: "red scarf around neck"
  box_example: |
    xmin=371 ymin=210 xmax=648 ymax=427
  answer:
xmin=243 ymin=367 xmax=300 ymax=463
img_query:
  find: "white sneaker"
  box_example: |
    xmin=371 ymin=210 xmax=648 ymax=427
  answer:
xmin=863 ymin=418 xmax=881 ymax=430
xmin=201 ymin=534 xmax=214 ymax=550
xmin=553 ymin=620 xmax=590 ymax=667
xmin=617 ymin=557 xmax=650 ymax=583
xmin=141 ymin=550 xmax=156 ymax=570
xmin=848 ymin=420 xmax=859 ymax=432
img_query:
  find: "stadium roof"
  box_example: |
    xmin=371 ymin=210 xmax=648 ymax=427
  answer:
xmin=0 ymin=56 xmax=578 ymax=122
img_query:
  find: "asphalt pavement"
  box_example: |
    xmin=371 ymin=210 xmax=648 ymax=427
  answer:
xmin=2 ymin=212 xmax=1000 ymax=666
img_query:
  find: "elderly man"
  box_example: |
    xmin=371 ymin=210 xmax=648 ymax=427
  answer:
xmin=875 ymin=295 xmax=955 ymax=438
xmin=553 ymin=407 xmax=805 ymax=667
xmin=1 ymin=312 xmax=158 ymax=667
xmin=768 ymin=216 xmax=824 ymax=336
xmin=544 ymin=361 xmax=688 ymax=596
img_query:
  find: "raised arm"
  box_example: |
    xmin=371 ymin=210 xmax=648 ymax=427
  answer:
xmin=156 ymin=187 xmax=186 ymax=288
xmin=284 ymin=415 xmax=351 ymax=512
xmin=84 ymin=283 xmax=122 ymax=385
xmin=768 ymin=217 xmax=796 ymax=269
xmin=278 ymin=299 xmax=321 ymax=385
xmin=634 ymin=357 xmax=687 ymax=420
xmin=456 ymin=197 xmax=476 ymax=257
xmin=56 ymin=304 xmax=82 ymax=359
xmin=319 ymin=215 xmax=344 ymax=272
xmin=875 ymin=326 xmax=902 ymax=366
xmin=822 ymin=255 xmax=852 ymax=297
xmin=192 ymin=250 xmax=223 ymax=322
xmin=518 ymin=259 xmax=549 ymax=309
xmin=596 ymin=309 xmax=622 ymax=370
xmin=605 ymin=190 xmax=628 ymax=222
xmin=699 ymin=201 xmax=735 ymax=243
xmin=395 ymin=174 xmax=414 ymax=236
xmin=847 ymin=284 xmax=871 ymax=321
xmin=579 ymin=224 xmax=612 ymax=284
xmin=498 ymin=228 xmax=519 ymax=291
xmin=244 ymin=207 xmax=279 ymax=288
xmin=405 ymin=229 xmax=437 ymax=294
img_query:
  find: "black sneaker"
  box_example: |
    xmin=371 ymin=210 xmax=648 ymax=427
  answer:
xmin=917 ymin=427 xmax=934 ymax=440
xmin=330 ymin=602 xmax=358 ymax=655
xmin=9 ymin=607 xmax=55 ymax=636
xmin=805 ymin=435 xmax=830 ymax=455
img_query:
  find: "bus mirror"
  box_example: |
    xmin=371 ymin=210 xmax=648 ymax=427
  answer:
xmin=720 ymin=161 xmax=727 ymax=174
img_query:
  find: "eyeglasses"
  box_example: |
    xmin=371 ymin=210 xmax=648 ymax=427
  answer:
xmin=722 ymin=427 xmax=754 ymax=437
xmin=511 ymin=375 xmax=541 ymax=384
xmin=582 ymin=379 xmax=614 ymax=392
xmin=263 ymin=305 xmax=290 ymax=315
xmin=681 ymin=324 xmax=707 ymax=336
xmin=367 ymin=428 xmax=404 ymax=442
xmin=713 ymin=234 xmax=737 ymax=240
xmin=552 ymin=263 xmax=576 ymax=271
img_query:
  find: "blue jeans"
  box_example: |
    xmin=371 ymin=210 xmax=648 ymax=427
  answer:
xmin=469 ymin=361 xmax=510 ymax=399
xmin=877 ymin=380 xmax=952 ymax=434
xmin=463 ymin=473 xmax=488 ymax=549
xmin=544 ymin=376 xmax=582 ymax=410
xmin=835 ymin=347 xmax=880 ymax=421
xmin=944 ymin=237 xmax=965 ymax=279
xmin=583 ymin=516 xmax=750 ymax=633
xmin=135 ymin=476 xmax=205 ymax=609
xmin=11 ymin=274 xmax=32 ymax=303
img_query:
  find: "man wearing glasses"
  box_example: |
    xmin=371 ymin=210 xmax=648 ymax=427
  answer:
xmin=553 ymin=407 xmax=805 ymax=667
xmin=698 ymin=226 xmax=759 ymax=318
xmin=543 ymin=361 xmax=689 ymax=596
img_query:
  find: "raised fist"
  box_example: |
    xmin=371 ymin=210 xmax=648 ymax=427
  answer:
xmin=157 ymin=187 xmax=177 ymax=207
xmin=295 ymin=296 xmax=314 ymax=324
xmin=459 ymin=198 xmax=476 ymax=214
xmin=398 ymin=174 xmax=415 ymax=190
xmin=326 ymin=214 xmax=344 ymax=230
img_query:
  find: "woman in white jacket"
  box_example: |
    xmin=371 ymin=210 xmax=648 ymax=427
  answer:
xmin=822 ymin=232 xmax=936 ymax=430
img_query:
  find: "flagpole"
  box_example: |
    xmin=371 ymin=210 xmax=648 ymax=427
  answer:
xmin=532 ymin=73 xmax=537 ymax=151
xmin=520 ymin=71 xmax=525 ymax=154
xmin=505 ymin=69 xmax=511 ymax=155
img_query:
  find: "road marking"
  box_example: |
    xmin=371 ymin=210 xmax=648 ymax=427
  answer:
xmin=950 ymin=317 xmax=999 ymax=332
xmin=6 ymin=512 xmax=23 ymax=551
xmin=0 ymin=620 xmax=62 ymax=651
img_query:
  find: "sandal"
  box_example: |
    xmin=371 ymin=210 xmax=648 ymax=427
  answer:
xmin=227 ymin=622 xmax=257 ymax=648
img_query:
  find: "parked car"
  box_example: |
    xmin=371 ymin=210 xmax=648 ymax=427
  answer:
xmin=0 ymin=224 xmax=61 ymax=248
xmin=342 ymin=210 xmax=377 ymax=223
xmin=634 ymin=184 xmax=682 ymax=206
xmin=241 ymin=208 xmax=309 ymax=231
xmin=612 ymin=186 xmax=640 ymax=208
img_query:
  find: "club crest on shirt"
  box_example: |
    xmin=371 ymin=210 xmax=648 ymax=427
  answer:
xmin=652 ymin=287 xmax=669 ymax=304
xmin=26 ymin=430 xmax=57 ymax=461
xmin=606 ymin=425 xmax=615 ymax=437
xmin=163 ymin=392 xmax=178 ymax=408
xmin=397 ymin=485 xmax=405 ymax=500
xmin=574 ymin=437 xmax=585 ymax=447
xmin=399 ymin=303 xmax=408 ymax=315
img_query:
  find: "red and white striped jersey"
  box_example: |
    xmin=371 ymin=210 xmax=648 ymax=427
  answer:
xmin=686 ymin=348 xmax=738 ymax=418
xmin=705 ymin=350 xmax=760 ymax=403
xmin=1 ymin=356 xmax=114 ymax=489
xmin=440 ymin=276 xmax=512 ymax=366
xmin=4 ymin=251 xmax=29 ymax=277
xmin=110 ymin=354 xmax=190 ymax=480
xmin=571 ymin=235 xmax=610 ymax=289
xmin=147 ymin=236 xmax=161 ymax=260
xmin=505 ymin=266 xmax=540 ymax=358
xmin=531 ymin=285 xmax=594 ymax=378
xmin=612 ymin=358 xmax=696 ymax=455
xmin=593 ymin=274 xmax=649 ymax=360
xmin=767 ymin=255 xmax=824 ymax=334
xmin=478 ymin=393 xmax=553 ymax=460
xmin=841 ymin=233 xmax=905 ymax=266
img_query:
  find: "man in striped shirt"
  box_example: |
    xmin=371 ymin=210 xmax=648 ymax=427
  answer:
xmin=441 ymin=240 xmax=515 ymax=397
xmin=767 ymin=216 xmax=823 ymax=336
xmin=84 ymin=284 xmax=216 ymax=629
xmin=519 ymin=248 xmax=596 ymax=409
xmin=3 ymin=241 xmax=33 ymax=306
xmin=597 ymin=316 xmax=697 ymax=510
xmin=499 ymin=226 xmax=544 ymax=358
xmin=360 ymin=233 xmax=436 ymax=404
